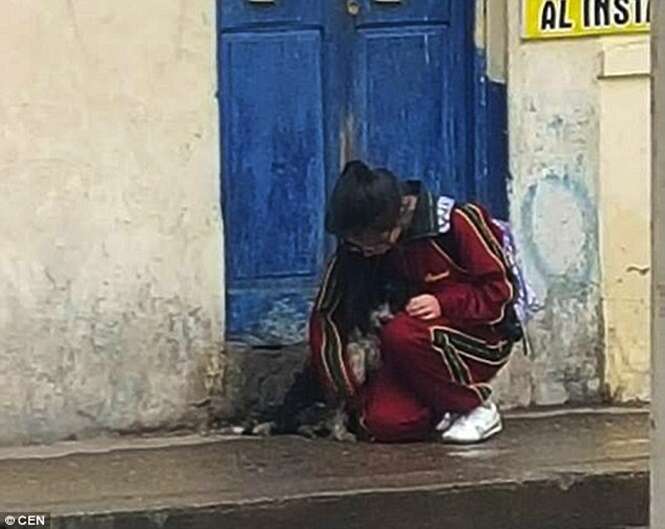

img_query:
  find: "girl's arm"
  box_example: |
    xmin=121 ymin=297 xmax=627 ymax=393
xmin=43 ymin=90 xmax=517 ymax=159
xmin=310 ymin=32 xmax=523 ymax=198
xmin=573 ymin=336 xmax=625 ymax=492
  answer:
xmin=429 ymin=204 xmax=513 ymax=324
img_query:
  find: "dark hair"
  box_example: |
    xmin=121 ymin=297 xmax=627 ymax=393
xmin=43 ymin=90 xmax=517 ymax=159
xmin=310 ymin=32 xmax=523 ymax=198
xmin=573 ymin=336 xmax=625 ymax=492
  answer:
xmin=333 ymin=247 xmax=413 ymax=335
xmin=322 ymin=161 xmax=410 ymax=333
xmin=325 ymin=160 xmax=402 ymax=237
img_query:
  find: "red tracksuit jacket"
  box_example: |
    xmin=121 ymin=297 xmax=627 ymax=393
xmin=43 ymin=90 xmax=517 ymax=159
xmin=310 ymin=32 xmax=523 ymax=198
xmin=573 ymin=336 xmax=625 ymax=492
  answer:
xmin=309 ymin=180 xmax=518 ymax=406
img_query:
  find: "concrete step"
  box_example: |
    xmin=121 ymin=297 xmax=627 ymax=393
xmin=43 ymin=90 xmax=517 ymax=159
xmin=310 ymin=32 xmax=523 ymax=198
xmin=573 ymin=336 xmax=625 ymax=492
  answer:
xmin=0 ymin=408 xmax=649 ymax=529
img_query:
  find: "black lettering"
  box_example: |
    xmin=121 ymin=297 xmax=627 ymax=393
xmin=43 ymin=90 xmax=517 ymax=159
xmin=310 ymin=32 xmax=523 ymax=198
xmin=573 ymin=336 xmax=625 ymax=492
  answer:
xmin=595 ymin=0 xmax=610 ymax=26
xmin=540 ymin=0 xmax=558 ymax=30
xmin=584 ymin=0 xmax=592 ymax=27
xmin=635 ymin=0 xmax=643 ymax=23
xmin=646 ymin=0 xmax=651 ymax=23
xmin=559 ymin=0 xmax=574 ymax=28
xmin=613 ymin=0 xmax=630 ymax=25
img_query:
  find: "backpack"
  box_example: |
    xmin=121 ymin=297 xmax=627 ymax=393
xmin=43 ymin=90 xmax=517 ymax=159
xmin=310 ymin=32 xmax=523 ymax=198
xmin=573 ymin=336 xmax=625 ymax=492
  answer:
xmin=491 ymin=219 xmax=541 ymax=325
xmin=448 ymin=202 xmax=540 ymax=354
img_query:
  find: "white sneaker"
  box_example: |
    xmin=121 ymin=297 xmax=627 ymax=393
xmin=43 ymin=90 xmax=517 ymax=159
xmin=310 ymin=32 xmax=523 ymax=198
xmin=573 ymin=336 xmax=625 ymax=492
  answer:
xmin=440 ymin=401 xmax=502 ymax=444
xmin=434 ymin=412 xmax=460 ymax=433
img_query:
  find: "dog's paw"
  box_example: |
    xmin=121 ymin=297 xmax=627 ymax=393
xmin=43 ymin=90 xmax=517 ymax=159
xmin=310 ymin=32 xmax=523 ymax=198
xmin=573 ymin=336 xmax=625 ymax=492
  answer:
xmin=330 ymin=408 xmax=357 ymax=442
xmin=296 ymin=425 xmax=319 ymax=439
xmin=332 ymin=429 xmax=357 ymax=442
xmin=251 ymin=421 xmax=276 ymax=436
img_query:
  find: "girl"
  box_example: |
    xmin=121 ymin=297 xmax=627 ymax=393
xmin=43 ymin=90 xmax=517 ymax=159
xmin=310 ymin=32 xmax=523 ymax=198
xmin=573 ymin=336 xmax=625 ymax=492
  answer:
xmin=309 ymin=160 xmax=521 ymax=443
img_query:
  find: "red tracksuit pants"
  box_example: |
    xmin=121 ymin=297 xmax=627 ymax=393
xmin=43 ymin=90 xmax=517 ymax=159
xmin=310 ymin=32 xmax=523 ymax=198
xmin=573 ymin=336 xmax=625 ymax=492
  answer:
xmin=353 ymin=312 xmax=505 ymax=443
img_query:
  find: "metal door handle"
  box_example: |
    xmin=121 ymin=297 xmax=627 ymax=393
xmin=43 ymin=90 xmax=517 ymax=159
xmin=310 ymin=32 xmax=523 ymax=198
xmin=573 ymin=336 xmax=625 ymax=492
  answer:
xmin=347 ymin=0 xmax=360 ymax=16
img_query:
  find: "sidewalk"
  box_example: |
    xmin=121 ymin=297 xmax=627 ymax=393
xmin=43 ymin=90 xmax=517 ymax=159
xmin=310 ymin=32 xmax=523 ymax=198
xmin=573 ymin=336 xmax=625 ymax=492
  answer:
xmin=1 ymin=408 xmax=649 ymax=529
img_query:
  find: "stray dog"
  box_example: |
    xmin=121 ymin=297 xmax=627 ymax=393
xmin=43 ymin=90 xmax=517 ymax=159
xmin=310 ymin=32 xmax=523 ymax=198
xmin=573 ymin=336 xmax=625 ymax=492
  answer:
xmin=240 ymin=274 xmax=411 ymax=441
xmin=346 ymin=302 xmax=393 ymax=386
xmin=245 ymin=302 xmax=395 ymax=442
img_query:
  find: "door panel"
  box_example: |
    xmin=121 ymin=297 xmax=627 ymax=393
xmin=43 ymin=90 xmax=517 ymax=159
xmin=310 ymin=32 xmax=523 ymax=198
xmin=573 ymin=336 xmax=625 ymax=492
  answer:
xmin=222 ymin=31 xmax=325 ymax=280
xmin=351 ymin=26 xmax=459 ymax=196
xmin=221 ymin=29 xmax=326 ymax=343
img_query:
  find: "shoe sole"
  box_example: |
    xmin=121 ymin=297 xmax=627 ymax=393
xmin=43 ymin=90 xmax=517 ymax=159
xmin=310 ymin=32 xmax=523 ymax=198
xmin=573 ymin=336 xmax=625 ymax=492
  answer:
xmin=441 ymin=419 xmax=503 ymax=445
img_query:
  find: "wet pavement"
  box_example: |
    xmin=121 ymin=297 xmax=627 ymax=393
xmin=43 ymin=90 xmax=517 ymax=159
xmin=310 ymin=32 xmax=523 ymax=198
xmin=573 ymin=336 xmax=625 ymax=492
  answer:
xmin=0 ymin=408 xmax=649 ymax=529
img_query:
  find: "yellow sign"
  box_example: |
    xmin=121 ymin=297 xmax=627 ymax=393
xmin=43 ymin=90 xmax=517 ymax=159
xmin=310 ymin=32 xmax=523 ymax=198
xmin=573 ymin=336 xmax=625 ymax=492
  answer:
xmin=523 ymin=0 xmax=650 ymax=40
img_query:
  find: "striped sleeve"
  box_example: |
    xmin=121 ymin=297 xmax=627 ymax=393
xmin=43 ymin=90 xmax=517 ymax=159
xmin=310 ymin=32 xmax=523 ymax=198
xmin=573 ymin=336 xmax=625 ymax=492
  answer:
xmin=430 ymin=204 xmax=514 ymax=324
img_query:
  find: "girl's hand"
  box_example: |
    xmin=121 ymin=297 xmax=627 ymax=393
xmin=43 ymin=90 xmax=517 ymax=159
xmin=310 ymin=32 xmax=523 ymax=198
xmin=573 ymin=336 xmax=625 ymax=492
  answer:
xmin=406 ymin=295 xmax=442 ymax=320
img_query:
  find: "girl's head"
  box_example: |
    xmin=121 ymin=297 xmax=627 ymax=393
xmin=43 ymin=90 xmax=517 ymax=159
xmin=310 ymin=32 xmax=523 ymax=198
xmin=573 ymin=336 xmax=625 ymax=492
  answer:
xmin=325 ymin=160 xmax=402 ymax=256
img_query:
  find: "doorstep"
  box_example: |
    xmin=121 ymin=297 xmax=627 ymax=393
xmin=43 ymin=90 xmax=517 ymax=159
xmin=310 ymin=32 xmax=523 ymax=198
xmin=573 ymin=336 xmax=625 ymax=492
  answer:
xmin=0 ymin=408 xmax=649 ymax=529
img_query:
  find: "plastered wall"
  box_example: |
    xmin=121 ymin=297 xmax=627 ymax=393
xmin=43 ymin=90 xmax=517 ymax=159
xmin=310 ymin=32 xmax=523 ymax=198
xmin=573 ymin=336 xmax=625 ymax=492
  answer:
xmin=0 ymin=0 xmax=224 ymax=445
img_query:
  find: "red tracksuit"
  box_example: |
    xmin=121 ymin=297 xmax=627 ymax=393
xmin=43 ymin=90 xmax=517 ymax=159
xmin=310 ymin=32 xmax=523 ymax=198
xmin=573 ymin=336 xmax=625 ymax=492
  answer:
xmin=309 ymin=182 xmax=516 ymax=442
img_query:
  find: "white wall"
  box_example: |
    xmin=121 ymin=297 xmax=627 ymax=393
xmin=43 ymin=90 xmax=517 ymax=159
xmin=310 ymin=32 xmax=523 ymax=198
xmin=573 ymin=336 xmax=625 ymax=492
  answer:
xmin=0 ymin=0 xmax=224 ymax=445
xmin=598 ymin=38 xmax=651 ymax=402
xmin=505 ymin=0 xmax=605 ymax=405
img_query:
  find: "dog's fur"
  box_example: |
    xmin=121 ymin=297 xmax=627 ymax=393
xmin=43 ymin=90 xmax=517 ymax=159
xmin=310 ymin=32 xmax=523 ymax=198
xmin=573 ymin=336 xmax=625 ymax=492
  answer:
xmin=240 ymin=272 xmax=411 ymax=442
xmin=244 ymin=302 xmax=395 ymax=442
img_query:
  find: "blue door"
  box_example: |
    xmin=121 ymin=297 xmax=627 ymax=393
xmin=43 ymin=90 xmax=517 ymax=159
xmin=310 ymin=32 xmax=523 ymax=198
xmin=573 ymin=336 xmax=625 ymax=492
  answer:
xmin=349 ymin=1 xmax=472 ymax=200
xmin=219 ymin=1 xmax=475 ymax=346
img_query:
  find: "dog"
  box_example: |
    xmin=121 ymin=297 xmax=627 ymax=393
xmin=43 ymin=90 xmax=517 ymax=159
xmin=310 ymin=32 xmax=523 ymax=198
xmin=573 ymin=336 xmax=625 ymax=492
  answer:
xmin=240 ymin=274 xmax=411 ymax=441
xmin=346 ymin=301 xmax=393 ymax=385
xmin=244 ymin=302 xmax=395 ymax=442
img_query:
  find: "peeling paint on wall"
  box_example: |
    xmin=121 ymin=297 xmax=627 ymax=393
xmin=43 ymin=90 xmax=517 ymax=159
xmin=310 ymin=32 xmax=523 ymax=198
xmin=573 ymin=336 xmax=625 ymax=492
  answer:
xmin=515 ymin=96 xmax=604 ymax=404
xmin=520 ymin=173 xmax=597 ymax=284
xmin=0 ymin=0 xmax=224 ymax=446
xmin=497 ymin=6 xmax=606 ymax=406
